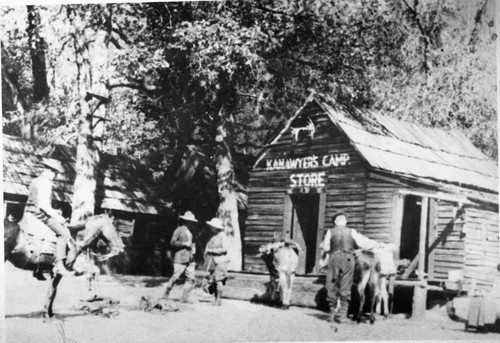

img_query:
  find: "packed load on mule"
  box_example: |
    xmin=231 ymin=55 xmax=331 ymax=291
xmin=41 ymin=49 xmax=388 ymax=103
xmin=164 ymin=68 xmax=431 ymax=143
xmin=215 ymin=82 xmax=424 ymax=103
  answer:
xmin=257 ymin=232 xmax=302 ymax=309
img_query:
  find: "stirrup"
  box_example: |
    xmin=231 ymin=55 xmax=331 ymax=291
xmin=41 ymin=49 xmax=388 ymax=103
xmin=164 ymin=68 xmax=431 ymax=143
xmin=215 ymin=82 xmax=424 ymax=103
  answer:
xmin=53 ymin=263 xmax=74 ymax=276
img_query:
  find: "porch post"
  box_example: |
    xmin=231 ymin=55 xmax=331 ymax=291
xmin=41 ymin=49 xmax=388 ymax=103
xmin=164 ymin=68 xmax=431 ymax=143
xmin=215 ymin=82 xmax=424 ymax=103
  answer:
xmin=413 ymin=196 xmax=429 ymax=319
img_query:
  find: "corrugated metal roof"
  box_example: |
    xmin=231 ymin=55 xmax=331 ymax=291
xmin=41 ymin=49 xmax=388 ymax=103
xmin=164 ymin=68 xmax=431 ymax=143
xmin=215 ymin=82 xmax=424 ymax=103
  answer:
xmin=2 ymin=135 xmax=172 ymax=216
xmin=314 ymin=93 xmax=498 ymax=193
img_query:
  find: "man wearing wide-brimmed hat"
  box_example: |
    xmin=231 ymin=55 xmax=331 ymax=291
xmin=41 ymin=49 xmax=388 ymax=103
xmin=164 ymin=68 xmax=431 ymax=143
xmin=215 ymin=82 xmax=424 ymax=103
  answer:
xmin=24 ymin=159 xmax=73 ymax=278
xmin=204 ymin=217 xmax=230 ymax=306
xmin=163 ymin=211 xmax=198 ymax=303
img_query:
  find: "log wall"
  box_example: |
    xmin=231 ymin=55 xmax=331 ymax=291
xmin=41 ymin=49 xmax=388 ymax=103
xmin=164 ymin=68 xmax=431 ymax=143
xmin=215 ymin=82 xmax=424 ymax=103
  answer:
xmin=244 ymin=104 xmax=368 ymax=273
xmin=244 ymin=102 xmax=499 ymax=291
xmin=363 ymin=178 xmax=402 ymax=243
xmin=427 ymin=200 xmax=466 ymax=281
xmin=463 ymin=207 xmax=499 ymax=290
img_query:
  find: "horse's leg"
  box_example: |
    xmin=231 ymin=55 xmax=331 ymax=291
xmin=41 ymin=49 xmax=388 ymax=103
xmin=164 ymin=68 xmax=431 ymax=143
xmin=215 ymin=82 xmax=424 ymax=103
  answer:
xmin=278 ymin=271 xmax=287 ymax=309
xmin=283 ymin=273 xmax=291 ymax=309
xmin=369 ymin=279 xmax=378 ymax=324
xmin=357 ymin=272 xmax=369 ymax=323
xmin=88 ymin=273 xmax=93 ymax=292
xmin=269 ymin=275 xmax=277 ymax=304
xmin=380 ymin=277 xmax=389 ymax=318
xmin=286 ymin=273 xmax=295 ymax=309
xmin=42 ymin=274 xmax=63 ymax=318
xmin=388 ymin=275 xmax=396 ymax=316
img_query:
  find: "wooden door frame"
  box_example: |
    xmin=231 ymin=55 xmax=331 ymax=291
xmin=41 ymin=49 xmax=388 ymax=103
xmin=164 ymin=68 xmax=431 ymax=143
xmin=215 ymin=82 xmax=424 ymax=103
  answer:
xmin=282 ymin=192 xmax=326 ymax=275
xmin=393 ymin=190 xmax=441 ymax=279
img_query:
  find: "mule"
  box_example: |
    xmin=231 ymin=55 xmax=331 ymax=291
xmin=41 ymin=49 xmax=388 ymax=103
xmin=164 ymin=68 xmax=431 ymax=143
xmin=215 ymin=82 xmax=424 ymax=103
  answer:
xmin=259 ymin=241 xmax=301 ymax=310
xmin=4 ymin=213 xmax=124 ymax=318
xmin=354 ymin=250 xmax=382 ymax=324
xmin=354 ymin=245 xmax=398 ymax=324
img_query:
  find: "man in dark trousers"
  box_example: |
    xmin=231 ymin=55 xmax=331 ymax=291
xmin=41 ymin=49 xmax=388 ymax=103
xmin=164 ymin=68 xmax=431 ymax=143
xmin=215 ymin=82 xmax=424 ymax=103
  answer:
xmin=322 ymin=212 xmax=379 ymax=324
xmin=24 ymin=159 xmax=73 ymax=279
xmin=163 ymin=211 xmax=198 ymax=303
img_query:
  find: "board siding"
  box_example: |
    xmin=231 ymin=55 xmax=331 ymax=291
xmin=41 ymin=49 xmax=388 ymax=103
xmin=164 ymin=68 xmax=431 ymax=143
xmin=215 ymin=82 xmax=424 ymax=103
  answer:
xmin=244 ymin=102 xmax=499 ymax=293
xmin=245 ymin=107 xmax=368 ymax=273
xmin=463 ymin=207 xmax=500 ymax=291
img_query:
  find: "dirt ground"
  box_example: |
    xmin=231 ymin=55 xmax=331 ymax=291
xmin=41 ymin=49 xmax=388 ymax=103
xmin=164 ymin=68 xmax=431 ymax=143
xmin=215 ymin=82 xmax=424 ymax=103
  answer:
xmin=3 ymin=263 xmax=500 ymax=343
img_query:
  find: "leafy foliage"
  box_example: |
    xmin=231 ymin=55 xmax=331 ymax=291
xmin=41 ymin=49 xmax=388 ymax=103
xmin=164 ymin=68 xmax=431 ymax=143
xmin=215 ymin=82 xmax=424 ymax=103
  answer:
xmin=1 ymin=0 xmax=497 ymax=194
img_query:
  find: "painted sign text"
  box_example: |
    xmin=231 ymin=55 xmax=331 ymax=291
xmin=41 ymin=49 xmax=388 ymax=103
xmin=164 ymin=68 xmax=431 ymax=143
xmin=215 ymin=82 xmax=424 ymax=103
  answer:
xmin=266 ymin=153 xmax=350 ymax=171
xmin=289 ymin=172 xmax=326 ymax=188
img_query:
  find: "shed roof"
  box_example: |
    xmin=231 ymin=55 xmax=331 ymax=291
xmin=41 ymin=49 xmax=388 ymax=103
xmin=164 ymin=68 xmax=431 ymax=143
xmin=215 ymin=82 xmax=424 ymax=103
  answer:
xmin=2 ymin=134 xmax=172 ymax=216
xmin=260 ymin=92 xmax=498 ymax=195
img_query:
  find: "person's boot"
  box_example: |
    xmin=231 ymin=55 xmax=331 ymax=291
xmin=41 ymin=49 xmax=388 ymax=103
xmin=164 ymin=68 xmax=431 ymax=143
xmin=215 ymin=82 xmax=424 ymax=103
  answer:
xmin=180 ymin=288 xmax=194 ymax=304
xmin=53 ymin=260 xmax=74 ymax=276
xmin=329 ymin=306 xmax=339 ymax=323
xmin=163 ymin=286 xmax=173 ymax=299
xmin=214 ymin=289 xmax=222 ymax=306
xmin=180 ymin=282 xmax=194 ymax=304
xmin=54 ymin=237 xmax=73 ymax=276
xmin=33 ymin=269 xmax=46 ymax=281
xmin=336 ymin=298 xmax=349 ymax=324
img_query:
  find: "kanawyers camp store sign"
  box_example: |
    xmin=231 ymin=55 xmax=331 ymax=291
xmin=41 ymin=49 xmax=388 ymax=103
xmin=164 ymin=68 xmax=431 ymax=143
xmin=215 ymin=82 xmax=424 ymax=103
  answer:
xmin=265 ymin=153 xmax=350 ymax=193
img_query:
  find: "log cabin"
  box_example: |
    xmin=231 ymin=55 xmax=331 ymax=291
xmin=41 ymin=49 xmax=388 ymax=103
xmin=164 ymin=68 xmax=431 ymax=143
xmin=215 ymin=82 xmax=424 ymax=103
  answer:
xmin=244 ymin=92 xmax=498 ymax=313
xmin=2 ymin=134 xmax=176 ymax=275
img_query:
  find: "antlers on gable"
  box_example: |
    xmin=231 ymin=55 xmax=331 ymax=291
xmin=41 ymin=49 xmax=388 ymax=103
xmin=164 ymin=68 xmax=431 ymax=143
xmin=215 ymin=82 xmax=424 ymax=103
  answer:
xmin=291 ymin=118 xmax=315 ymax=141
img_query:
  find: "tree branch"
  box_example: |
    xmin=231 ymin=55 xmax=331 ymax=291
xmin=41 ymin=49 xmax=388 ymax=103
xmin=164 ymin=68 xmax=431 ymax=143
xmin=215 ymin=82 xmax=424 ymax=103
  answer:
xmin=400 ymin=0 xmax=429 ymax=83
xmin=468 ymin=0 xmax=488 ymax=48
xmin=106 ymin=78 xmax=158 ymax=92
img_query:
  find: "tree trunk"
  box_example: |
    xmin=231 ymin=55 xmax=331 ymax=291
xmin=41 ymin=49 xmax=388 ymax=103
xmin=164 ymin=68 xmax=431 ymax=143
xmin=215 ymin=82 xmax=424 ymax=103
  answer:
xmin=214 ymin=124 xmax=242 ymax=271
xmin=69 ymin=6 xmax=111 ymax=223
xmin=26 ymin=5 xmax=49 ymax=103
xmin=70 ymin=99 xmax=99 ymax=223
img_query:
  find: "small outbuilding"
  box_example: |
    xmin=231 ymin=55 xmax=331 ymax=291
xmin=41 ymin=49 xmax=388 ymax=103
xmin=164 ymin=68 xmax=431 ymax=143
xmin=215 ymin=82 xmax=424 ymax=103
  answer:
xmin=2 ymin=134 xmax=176 ymax=275
xmin=244 ymin=92 xmax=499 ymax=297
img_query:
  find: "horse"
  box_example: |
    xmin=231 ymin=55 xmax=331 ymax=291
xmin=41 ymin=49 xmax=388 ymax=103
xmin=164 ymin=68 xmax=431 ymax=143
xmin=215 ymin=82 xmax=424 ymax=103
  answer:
xmin=258 ymin=240 xmax=301 ymax=310
xmin=4 ymin=213 xmax=124 ymax=318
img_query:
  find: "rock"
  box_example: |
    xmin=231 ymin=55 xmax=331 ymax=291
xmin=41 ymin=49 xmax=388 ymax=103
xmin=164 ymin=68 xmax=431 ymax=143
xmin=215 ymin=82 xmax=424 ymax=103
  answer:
xmin=154 ymin=298 xmax=179 ymax=312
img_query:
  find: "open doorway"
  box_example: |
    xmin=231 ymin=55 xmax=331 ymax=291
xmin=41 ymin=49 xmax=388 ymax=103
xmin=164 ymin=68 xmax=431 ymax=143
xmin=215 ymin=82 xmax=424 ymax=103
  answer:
xmin=286 ymin=194 xmax=320 ymax=274
xmin=399 ymin=194 xmax=422 ymax=262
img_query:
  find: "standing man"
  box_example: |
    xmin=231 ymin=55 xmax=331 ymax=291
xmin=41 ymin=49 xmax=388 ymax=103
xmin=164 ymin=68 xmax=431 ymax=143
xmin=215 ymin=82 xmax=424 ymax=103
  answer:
xmin=322 ymin=212 xmax=379 ymax=324
xmin=24 ymin=159 xmax=73 ymax=278
xmin=163 ymin=211 xmax=198 ymax=303
xmin=205 ymin=218 xmax=230 ymax=306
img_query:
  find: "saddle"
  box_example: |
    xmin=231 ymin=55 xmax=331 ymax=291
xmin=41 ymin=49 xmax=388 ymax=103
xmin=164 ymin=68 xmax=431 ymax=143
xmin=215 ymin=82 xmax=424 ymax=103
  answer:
xmin=14 ymin=213 xmax=57 ymax=256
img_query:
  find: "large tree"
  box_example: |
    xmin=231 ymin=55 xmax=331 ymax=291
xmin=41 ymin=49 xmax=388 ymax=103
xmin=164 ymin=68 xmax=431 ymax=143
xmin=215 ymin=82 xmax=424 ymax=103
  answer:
xmin=1 ymin=0 xmax=496 ymax=270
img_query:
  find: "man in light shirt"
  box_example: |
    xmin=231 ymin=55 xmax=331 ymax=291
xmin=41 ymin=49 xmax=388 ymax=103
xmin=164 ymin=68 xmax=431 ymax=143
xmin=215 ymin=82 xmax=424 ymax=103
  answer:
xmin=163 ymin=211 xmax=198 ymax=303
xmin=24 ymin=159 xmax=73 ymax=278
xmin=205 ymin=218 xmax=230 ymax=306
xmin=322 ymin=212 xmax=381 ymax=324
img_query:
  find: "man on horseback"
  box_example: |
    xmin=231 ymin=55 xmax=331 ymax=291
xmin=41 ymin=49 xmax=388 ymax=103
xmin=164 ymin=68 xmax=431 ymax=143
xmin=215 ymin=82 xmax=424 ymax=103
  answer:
xmin=322 ymin=212 xmax=379 ymax=324
xmin=24 ymin=159 xmax=74 ymax=278
xmin=163 ymin=211 xmax=198 ymax=303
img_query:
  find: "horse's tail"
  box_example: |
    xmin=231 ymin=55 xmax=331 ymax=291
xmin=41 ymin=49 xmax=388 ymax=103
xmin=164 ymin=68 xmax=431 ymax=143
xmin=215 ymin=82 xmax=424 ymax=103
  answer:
xmin=4 ymin=219 xmax=20 ymax=258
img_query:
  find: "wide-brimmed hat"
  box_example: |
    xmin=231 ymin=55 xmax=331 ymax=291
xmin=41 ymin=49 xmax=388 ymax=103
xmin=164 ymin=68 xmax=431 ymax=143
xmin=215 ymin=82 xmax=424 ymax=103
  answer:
xmin=331 ymin=211 xmax=348 ymax=224
xmin=42 ymin=159 xmax=64 ymax=174
xmin=179 ymin=211 xmax=198 ymax=222
xmin=206 ymin=218 xmax=224 ymax=230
